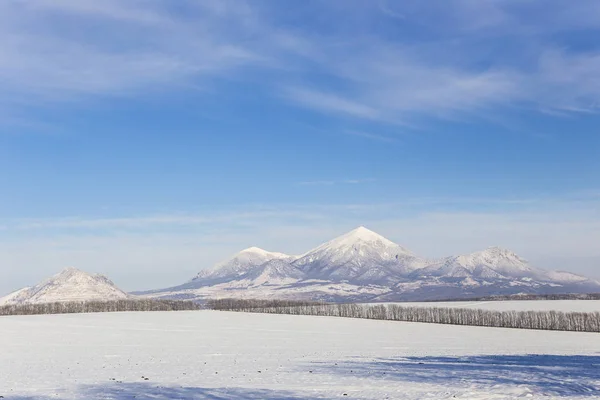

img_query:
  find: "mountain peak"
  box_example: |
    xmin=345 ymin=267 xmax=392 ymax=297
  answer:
xmin=57 ymin=267 xmax=89 ymax=277
xmin=327 ymin=226 xmax=399 ymax=248
xmin=53 ymin=267 xmax=113 ymax=283
xmin=293 ymin=226 xmax=415 ymax=278
xmin=485 ymin=246 xmax=513 ymax=253
xmin=447 ymin=246 xmax=534 ymax=278
xmin=347 ymin=226 xmax=381 ymax=239
xmin=478 ymin=246 xmax=522 ymax=260
xmin=237 ymin=247 xmax=291 ymax=260
xmin=240 ymin=247 xmax=276 ymax=256
xmin=0 ymin=268 xmax=129 ymax=305
xmin=192 ymin=246 xmax=293 ymax=281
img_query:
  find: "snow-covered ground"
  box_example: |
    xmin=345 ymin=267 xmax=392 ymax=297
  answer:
xmin=1 ymin=311 xmax=599 ymax=399
xmin=374 ymin=300 xmax=600 ymax=313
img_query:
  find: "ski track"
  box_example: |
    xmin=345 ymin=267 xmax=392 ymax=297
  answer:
xmin=1 ymin=311 xmax=600 ymax=399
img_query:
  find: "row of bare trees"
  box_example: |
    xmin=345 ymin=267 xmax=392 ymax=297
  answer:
xmin=207 ymin=298 xmax=321 ymax=311
xmin=207 ymin=299 xmax=600 ymax=332
xmin=440 ymin=293 xmax=600 ymax=302
xmin=0 ymin=299 xmax=201 ymax=316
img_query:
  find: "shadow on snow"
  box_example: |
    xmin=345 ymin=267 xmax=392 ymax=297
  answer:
xmin=8 ymin=384 xmax=336 ymax=400
xmin=307 ymin=354 xmax=600 ymax=397
xmin=7 ymin=355 xmax=600 ymax=399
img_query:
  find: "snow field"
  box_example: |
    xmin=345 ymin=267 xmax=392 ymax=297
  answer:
xmin=1 ymin=310 xmax=600 ymax=399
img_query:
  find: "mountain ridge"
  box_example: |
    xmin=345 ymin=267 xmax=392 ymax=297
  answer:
xmin=140 ymin=226 xmax=600 ymax=302
xmin=4 ymin=227 xmax=598 ymax=304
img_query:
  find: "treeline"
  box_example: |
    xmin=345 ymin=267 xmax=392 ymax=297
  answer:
xmin=432 ymin=293 xmax=600 ymax=302
xmin=0 ymin=299 xmax=201 ymax=317
xmin=481 ymin=293 xmax=600 ymax=301
xmin=207 ymin=298 xmax=324 ymax=311
xmin=207 ymin=299 xmax=600 ymax=333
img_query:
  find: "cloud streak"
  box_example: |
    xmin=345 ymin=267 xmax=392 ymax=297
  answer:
xmin=0 ymin=0 xmax=263 ymax=101
xmin=1 ymin=1 xmax=600 ymax=121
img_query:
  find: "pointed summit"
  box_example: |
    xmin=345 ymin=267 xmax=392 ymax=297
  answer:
xmin=241 ymin=246 xmax=266 ymax=253
xmin=293 ymin=227 xmax=415 ymax=282
xmin=328 ymin=226 xmax=398 ymax=248
xmin=303 ymin=226 xmax=409 ymax=255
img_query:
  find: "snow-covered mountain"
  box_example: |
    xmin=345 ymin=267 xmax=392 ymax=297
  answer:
xmin=192 ymin=247 xmax=294 ymax=283
xmin=0 ymin=268 xmax=130 ymax=306
xmin=7 ymin=228 xmax=597 ymax=305
xmin=141 ymin=227 xmax=600 ymax=302
xmin=413 ymin=247 xmax=541 ymax=280
xmin=294 ymin=226 xmax=422 ymax=284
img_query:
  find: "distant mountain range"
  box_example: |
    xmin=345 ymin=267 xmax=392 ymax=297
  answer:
xmin=2 ymin=227 xmax=599 ymax=305
xmin=138 ymin=226 xmax=600 ymax=302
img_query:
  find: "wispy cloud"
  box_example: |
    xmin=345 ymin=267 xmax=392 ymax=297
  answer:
xmin=1 ymin=1 xmax=600 ymax=121
xmin=282 ymin=50 xmax=522 ymax=121
xmin=7 ymin=209 xmax=324 ymax=231
xmin=282 ymin=87 xmax=380 ymax=120
xmin=0 ymin=0 xmax=263 ymax=101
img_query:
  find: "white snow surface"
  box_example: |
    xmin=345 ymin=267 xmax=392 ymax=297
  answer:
xmin=1 ymin=311 xmax=599 ymax=399
xmin=0 ymin=267 xmax=129 ymax=305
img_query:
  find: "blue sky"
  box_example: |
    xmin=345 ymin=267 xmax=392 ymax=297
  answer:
xmin=1 ymin=0 xmax=600 ymax=293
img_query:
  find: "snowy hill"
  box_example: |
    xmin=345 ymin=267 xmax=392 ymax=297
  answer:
xmin=0 ymin=268 xmax=130 ymax=306
xmin=141 ymin=226 xmax=600 ymax=302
